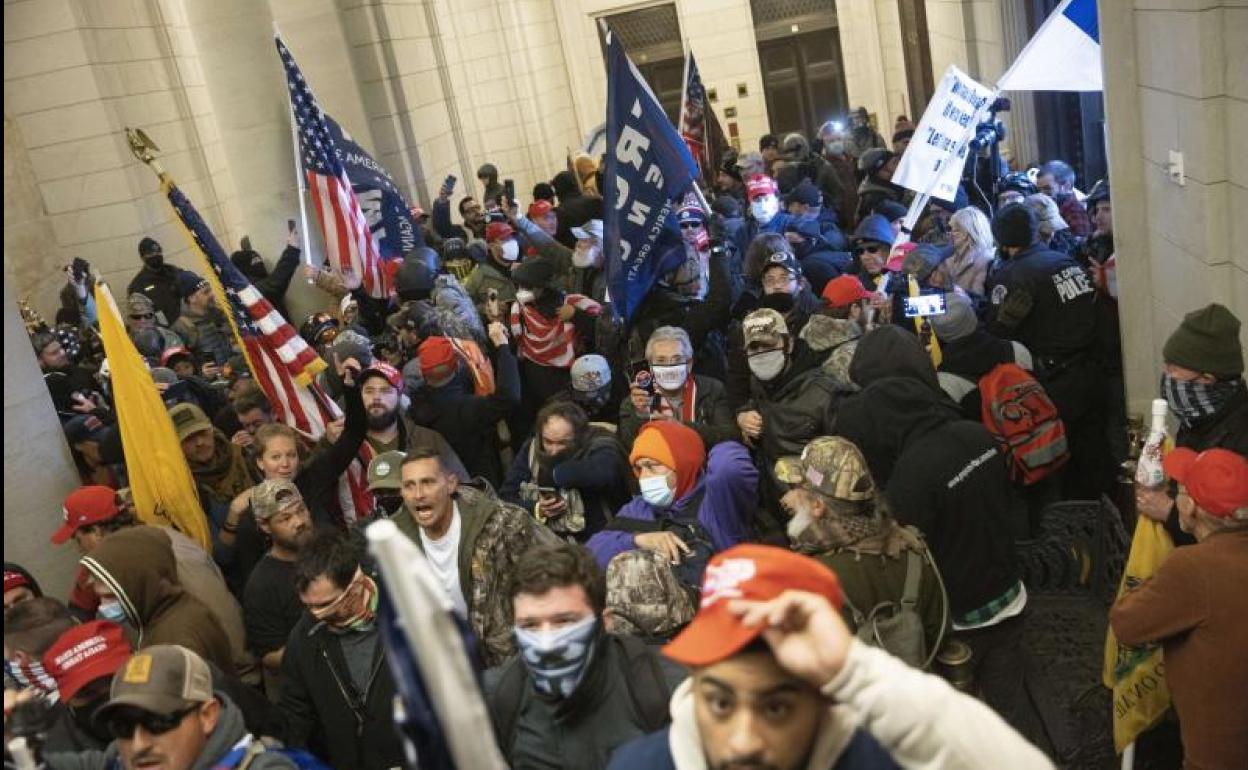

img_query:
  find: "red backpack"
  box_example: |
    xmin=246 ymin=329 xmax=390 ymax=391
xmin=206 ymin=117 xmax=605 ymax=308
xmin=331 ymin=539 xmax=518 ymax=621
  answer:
xmin=978 ymin=363 xmax=1070 ymax=485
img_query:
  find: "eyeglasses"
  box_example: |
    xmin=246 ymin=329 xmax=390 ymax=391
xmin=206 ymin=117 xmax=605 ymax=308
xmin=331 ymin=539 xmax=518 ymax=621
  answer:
xmin=106 ymin=706 xmax=198 ymax=740
xmin=129 ymin=313 xmax=155 ymax=321
xmin=854 ymin=245 xmax=883 ymax=256
xmin=679 ymin=221 xmax=703 ymax=230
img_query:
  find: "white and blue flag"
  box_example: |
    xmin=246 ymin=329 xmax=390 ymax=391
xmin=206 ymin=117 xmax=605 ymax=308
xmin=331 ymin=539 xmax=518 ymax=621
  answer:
xmin=998 ymin=0 xmax=1101 ymax=92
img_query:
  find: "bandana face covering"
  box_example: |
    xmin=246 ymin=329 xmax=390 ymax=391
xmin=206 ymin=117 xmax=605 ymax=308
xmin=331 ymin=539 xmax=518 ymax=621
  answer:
xmin=1160 ymin=373 xmax=1239 ymax=425
xmin=310 ymin=569 xmax=379 ymax=632
xmin=513 ymin=615 xmax=598 ymax=699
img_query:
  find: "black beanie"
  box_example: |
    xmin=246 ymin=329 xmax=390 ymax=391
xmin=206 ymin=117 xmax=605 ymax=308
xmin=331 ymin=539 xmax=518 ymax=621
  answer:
xmin=138 ymin=236 xmax=161 ymax=256
xmin=1162 ymin=303 xmax=1244 ymax=377
xmin=992 ymin=203 xmax=1038 ymax=248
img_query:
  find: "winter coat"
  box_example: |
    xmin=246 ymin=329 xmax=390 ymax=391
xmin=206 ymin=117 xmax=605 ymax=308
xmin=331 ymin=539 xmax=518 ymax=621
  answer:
xmin=628 ymin=252 xmax=733 ymax=383
xmin=799 ymin=315 xmax=863 ymax=389
xmin=745 ymin=344 xmax=848 ymax=467
xmin=46 ymin=693 xmax=296 ymax=770
xmin=79 ymin=526 xmax=234 ymax=671
xmin=484 ymin=630 xmax=687 ymax=770
xmin=501 ymin=427 xmax=633 ymax=540
xmin=617 ymin=374 xmax=738 ymax=452
xmin=835 ymin=377 xmax=1020 ymax=618
xmin=586 ymin=441 xmax=759 ymax=569
xmin=390 ymin=485 xmax=549 ymax=666
xmin=724 ymin=289 xmax=824 ymax=409
xmin=174 ymin=304 xmax=240 ymax=366
xmin=277 ymin=616 xmax=401 ymax=770
xmin=250 ymin=245 xmax=301 ymax=322
xmin=408 ymin=343 xmax=522 ymax=486
xmin=817 ymin=154 xmax=860 ymax=230
xmin=606 ymin=642 xmax=1055 ymax=770
xmin=463 ymin=260 xmax=517 ymax=311
xmin=127 ymin=264 xmax=198 ymax=326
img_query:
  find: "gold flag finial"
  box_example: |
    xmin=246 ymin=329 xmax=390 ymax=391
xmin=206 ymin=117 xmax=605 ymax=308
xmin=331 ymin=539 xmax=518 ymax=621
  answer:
xmin=126 ymin=127 xmax=161 ymax=165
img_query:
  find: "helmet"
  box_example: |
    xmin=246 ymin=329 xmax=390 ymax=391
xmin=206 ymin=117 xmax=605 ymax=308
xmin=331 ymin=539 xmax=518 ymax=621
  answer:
xmin=857 ymin=148 xmax=894 ymax=175
xmin=999 ymin=171 xmax=1038 ymax=197
xmin=300 ymin=312 xmax=340 ymax=347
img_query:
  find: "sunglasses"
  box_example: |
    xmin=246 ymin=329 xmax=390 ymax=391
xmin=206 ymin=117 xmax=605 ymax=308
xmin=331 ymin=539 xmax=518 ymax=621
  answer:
xmin=679 ymin=221 xmax=703 ymax=230
xmin=854 ymin=245 xmax=884 ymax=256
xmin=129 ymin=313 xmax=155 ymax=321
xmin=106 ymin=706 xmax=197 ymax=740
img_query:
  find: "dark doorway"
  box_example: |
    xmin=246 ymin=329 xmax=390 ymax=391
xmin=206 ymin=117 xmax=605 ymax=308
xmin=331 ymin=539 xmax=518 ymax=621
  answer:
xmin=636 ymin=58 xmax=686 ymax=126
xmin=757 ymin=29 xmax=849 ymax=139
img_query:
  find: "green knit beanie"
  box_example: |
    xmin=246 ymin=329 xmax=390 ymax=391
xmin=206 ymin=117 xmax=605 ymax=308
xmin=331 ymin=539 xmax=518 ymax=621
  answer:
xmin=1162 ymin=303 xmax=1244 ymax=377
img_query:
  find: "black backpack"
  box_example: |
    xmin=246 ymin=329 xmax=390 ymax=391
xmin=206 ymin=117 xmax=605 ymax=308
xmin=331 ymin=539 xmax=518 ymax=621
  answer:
xmin=487 ymin=634 xmax=670 ymax=755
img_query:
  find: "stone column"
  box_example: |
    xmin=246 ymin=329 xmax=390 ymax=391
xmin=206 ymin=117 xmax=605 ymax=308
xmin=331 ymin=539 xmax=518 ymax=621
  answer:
xmin=3 ymin=278 xmax=82 ymax=600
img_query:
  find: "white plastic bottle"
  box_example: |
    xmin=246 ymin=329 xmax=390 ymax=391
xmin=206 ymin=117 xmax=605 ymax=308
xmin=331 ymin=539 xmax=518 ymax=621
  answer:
xmin=1135 ymin=398 xmax=1170 ymax=487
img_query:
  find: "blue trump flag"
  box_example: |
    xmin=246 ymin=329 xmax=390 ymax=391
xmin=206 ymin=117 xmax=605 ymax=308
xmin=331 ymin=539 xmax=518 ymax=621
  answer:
xmin=602 ymin=28 xmax=701 ymax=324
xmin=324 ymin=116 xmax=421 ymax=259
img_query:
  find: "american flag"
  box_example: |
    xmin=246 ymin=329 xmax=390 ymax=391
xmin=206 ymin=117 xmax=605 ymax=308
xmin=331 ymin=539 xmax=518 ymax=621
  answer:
xmin=679 ymin=51 xmax=727 ymax=188
xmin=163 ymin=180 xmax=375 ymax=523
xmin=277 ymin=34 xmax=389 ymax=299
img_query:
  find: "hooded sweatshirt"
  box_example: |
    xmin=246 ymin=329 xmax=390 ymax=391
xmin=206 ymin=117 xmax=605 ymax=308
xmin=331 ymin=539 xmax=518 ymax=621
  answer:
xmin=80 ymin=527 xmax=233 ymax=671
xmin=836 ymin=377 xmax=1019 ymax=616
xmin=848 ymin=325 xmax=941 ymax=393
xmin=44 ymin=693 xmax=297 ymax=770
xmin=606 ymin=641 xmax=1055 ymax=770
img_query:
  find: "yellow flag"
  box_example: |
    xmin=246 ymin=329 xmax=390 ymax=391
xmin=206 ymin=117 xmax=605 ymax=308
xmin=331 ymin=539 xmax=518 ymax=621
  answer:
xmin=93 ymin=283 xmax=210 ymax=549
xmin=1103 ymin=518 xmax=1174 ymax=752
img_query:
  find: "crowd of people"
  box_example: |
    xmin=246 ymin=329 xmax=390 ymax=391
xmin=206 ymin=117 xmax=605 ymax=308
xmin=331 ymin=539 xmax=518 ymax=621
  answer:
xmin=7 ymin=108 xmax=1248 ymax=770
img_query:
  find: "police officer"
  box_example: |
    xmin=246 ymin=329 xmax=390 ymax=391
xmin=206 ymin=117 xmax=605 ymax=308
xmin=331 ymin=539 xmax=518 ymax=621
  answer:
xmin=985 ymin=203 xmax=1112 ymax=498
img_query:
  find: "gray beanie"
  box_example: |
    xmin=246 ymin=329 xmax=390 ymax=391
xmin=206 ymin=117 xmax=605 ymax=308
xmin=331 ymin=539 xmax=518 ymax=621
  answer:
xmin=930 ymin=291 xmax=978 ymax=342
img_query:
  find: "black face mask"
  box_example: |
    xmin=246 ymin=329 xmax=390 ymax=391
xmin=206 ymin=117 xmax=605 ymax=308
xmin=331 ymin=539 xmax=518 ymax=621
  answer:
xmin=70 ymin=696 xmax=113 ymax=744
xmin=142 ymin=253 xmax=165 ymax=271
xmin=760 ymin=291 xmax=795 ymax=313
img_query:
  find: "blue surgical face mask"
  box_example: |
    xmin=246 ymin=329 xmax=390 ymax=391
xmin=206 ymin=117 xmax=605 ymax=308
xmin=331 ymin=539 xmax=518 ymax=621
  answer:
xmin=513 ymin=615 xmax=598 ymax=698
xmin=97 ymin=599 xmax=126 ymax=624
xmin=639 ymin=475 xmax=675 ymax=509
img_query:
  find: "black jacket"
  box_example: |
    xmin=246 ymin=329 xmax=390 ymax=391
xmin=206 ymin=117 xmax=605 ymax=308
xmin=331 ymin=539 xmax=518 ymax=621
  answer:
xmin=617 ymin=374 xmax=738 ymax=451
xmin=747 ymin=346 xmax=846 ymax=466
xmin=484 ymin=631 xmax=686 ymax=770
xmin=408 ymin=342 xmax=522 ymax=486
xmin=252 ymin=246 xmax=301 ymax=323
xmin=277 ymin=615 xmax=402 ymax=770
xmin=724 ymin=289 xmax=823 ymax=409
xmin=127 ymin=264 xmax=198 ymax=326
xmin=986 ymin=241 xmax=1097 ymax=360
xmin=629 ymin=251 xmax=734 ymax=382
xmin=501 ymin=428 xmax=632 ymax=540
xmin=937 ymin=331 xmax=1028 ymax=419
xmin=836 ymin=378 xmax=1019 ymax=617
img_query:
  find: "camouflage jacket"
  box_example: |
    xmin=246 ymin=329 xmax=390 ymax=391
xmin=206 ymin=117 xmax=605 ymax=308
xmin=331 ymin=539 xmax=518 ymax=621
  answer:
xmin=800 ymin=314 xmax=862 ymax=389
xmin=392 ymin=484 xmax=552 ymax=667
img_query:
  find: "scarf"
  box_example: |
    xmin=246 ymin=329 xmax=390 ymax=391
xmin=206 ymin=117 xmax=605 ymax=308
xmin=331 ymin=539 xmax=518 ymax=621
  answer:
xmin=192 ymin=433 xmax=256 ymax=499
xmin=654 ymin=377 xmax=699 ymax=423
xmin=3 ymin=659 xmax=59 ymax=701
xmin=1161 ymin=373 xmax=1242 ymax=426
xmin=310 ymin=568 xmax=379 ymax=632
xmin=510 ymin=294 xmax=601 ymax=368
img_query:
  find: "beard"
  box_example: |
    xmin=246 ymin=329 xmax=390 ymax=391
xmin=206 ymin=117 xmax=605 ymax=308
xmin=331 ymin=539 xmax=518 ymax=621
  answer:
xmin=786 ymin=500 xmax=815 ymax=541
xmin=273 ymin=524 xmax=313 ymax=553
xmin=366 ymin=404 xmax=399 ymax=431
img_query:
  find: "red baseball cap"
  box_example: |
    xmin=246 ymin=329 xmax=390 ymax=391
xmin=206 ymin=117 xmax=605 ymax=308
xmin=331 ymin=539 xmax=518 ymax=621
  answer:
xmin=527 ymin=200 xmax=554 ymax=219
xmin=159 ymin=346 xmax=193 ymax=368
xmin=52 ymin=486 xmax=120 ymax=545
xmin=885 ymin=242 xmax=916 ymax=273
xmin=3 ymin=569 xmax=33 ymax=594
xmin=1163 ymin=448 xmax=1248 ymax=518
xmin=361 ymin=361 xmax=403 ymax=390
xmin=821 ymin=275 xmax=874 ymax=308
xmin=418 ymin=337 xmax=457 ymax=382
xmin=746 ymin=174 xmax=778 ymax=201
xmin=41 ymin=621 xmax=132 ymax=703
xmin=663 ymin=544 xmax=843 ymax=667
xmin=485 ymin=222 xmax=515 ymax=243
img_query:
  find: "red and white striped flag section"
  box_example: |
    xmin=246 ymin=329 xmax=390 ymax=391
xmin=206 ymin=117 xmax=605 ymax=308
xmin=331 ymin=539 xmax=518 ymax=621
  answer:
xmin=276 ymin=34 xmax=389 ymax=299
xmin=162 ymin=178 xmax=374 ymax=523
xmin=678 ymin=49 xmax=727 ymax=188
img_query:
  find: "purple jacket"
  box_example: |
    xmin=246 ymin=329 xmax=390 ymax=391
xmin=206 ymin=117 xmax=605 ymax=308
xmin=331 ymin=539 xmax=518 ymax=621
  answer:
xmin=586 ymin=441 xmax=759 ymax=568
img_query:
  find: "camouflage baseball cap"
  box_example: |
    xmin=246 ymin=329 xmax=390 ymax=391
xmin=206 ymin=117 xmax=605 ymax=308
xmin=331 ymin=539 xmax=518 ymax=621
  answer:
xmin=367 ymin=450 xmax=407 ymax=492
xmin=605 ymin=550 xmax=695 ymax=642
xmin=773 ymin=436 xmax=874 ymax=502
xmin=742 ymin=308 xmax=789 ymax=349
xmin=251 ymin=479 xmax=303 ymax=521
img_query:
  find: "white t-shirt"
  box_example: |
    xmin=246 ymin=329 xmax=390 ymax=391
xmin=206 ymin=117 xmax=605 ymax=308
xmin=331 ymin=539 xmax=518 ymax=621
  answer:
xmin=419 ymin=502 xmax=468 ymax=617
